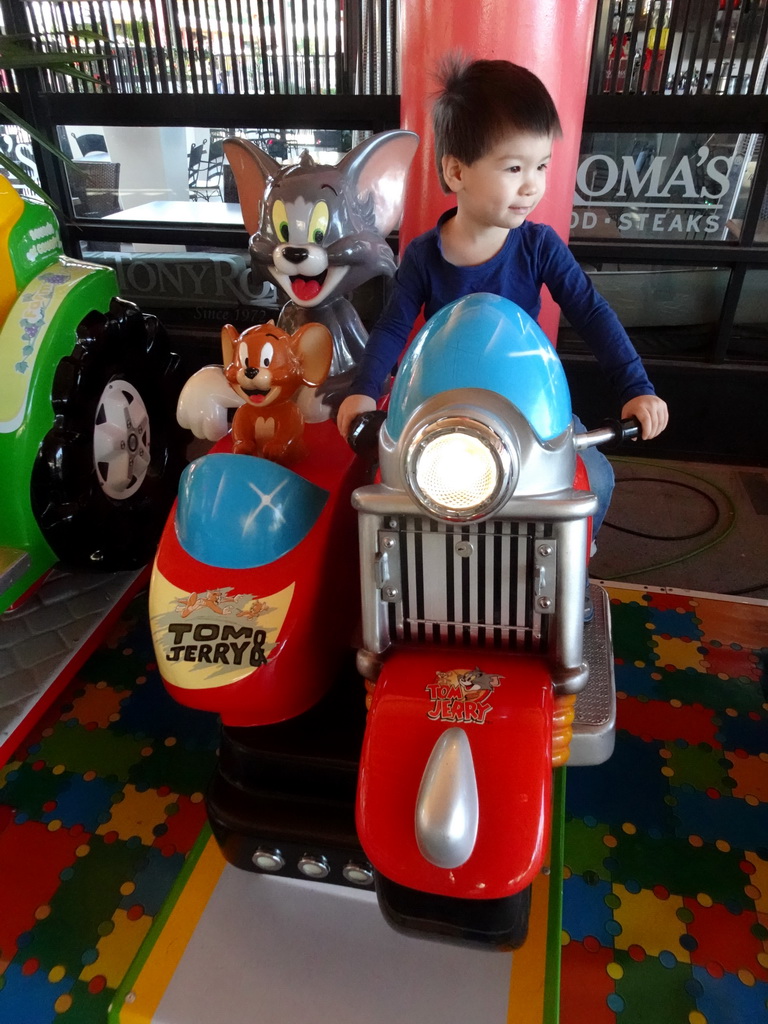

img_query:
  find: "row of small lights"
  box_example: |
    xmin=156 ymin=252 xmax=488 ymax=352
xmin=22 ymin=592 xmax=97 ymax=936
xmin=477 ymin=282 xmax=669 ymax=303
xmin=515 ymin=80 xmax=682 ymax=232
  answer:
xmin=252 ymin=846 xmax=374 ymax=886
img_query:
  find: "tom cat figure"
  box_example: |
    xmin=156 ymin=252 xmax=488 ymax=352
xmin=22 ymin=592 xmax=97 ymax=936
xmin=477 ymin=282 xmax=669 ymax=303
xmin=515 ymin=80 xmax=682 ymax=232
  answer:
xmin=224 ymin=131 xmax=419 ymax=411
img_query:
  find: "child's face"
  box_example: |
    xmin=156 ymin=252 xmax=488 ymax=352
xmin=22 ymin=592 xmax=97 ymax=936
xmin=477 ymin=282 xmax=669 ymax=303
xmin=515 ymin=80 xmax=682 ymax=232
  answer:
xmin=446 ymin=131 xmax=553 ymax=232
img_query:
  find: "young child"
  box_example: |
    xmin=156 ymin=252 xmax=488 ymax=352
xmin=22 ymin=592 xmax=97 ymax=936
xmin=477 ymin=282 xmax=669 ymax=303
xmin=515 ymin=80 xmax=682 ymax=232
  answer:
xmin=337 ymin=57 xmax=668 ymax=583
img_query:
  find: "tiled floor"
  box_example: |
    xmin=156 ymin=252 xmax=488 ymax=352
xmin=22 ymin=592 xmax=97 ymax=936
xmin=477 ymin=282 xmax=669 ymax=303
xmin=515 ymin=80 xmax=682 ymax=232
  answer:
xmin=591 ymin=458 xmax=768 ymax=601
xmin=0 ymin=570 xmax=146 ymax=761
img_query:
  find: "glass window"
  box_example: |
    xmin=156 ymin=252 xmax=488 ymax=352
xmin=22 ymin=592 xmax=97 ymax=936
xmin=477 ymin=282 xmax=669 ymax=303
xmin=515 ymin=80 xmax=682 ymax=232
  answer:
xmin=64 ymin=122 xmax=367 ymax=342
xmin=594 ymin=0 xmax=768 ymax=98
xmin=86 ymin=240 xmax=276 ymax=306
xmin=82 ymin=238 xmax=389 ymax=364
xmin=60 ymin=124 xmax=356 ymax=221
xmin=721 ymin=137 xmax=768 ymax=245
xmin=85 ymin=245 xmax=275 ymax=311
xmin=83 ymin=242 xmax=280 ymax=372
xmin=572 ymin=131 xmax=762 ymax=243
xmin=558 ymin=262 xmax=729 ymax=359
xmin=21 ymin=0 xmax=396 ymax=97
xmin=728 ymin=172 xmax=768 ymax=246
xmin=730 ymin=269 xmax=768 ymax=361
xmin=758 ymin=177 xmax=768 ymax=246
xmin=0 ymin=124 xmax=40 ymax=198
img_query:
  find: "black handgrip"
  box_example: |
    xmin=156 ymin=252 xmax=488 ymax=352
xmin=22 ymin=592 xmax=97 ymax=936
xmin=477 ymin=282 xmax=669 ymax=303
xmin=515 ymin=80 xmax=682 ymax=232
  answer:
xmin=600 ymin=416 xmax=642 ymax=448
xmin=347 ymin=409 xmax=387 ymax=459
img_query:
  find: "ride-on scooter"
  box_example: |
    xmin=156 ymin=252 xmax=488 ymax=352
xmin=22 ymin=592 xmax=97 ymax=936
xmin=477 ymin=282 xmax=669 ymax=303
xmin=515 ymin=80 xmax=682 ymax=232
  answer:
xmin=149 ymin=292 xmax=638 ymax=950
xmin=349 ymin=292 xmax=638 ymax=947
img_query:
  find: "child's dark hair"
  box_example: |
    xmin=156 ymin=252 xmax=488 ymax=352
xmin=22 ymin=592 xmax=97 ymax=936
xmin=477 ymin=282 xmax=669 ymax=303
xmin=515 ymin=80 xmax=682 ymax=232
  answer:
xmin=432 ymin=56 xmax=563 ymax=193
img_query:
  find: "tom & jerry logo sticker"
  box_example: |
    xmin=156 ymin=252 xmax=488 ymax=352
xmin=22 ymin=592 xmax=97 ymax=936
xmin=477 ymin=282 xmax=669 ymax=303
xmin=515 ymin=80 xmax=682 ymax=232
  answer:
xmin=425 ymin=667 xmax=502 ymax=725
xmin=149 ymin=565 xmax=294 ymax=690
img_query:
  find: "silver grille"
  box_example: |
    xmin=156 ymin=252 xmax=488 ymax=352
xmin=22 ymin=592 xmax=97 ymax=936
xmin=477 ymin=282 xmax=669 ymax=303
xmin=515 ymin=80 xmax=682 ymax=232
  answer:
xmin=382 ymin=516 xmax=552 ymax=650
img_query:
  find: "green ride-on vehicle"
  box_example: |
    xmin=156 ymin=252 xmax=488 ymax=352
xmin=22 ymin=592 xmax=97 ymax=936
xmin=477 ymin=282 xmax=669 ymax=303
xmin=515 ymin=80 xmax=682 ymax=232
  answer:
xmin=0 ymin=174 xmax=186 ymax=614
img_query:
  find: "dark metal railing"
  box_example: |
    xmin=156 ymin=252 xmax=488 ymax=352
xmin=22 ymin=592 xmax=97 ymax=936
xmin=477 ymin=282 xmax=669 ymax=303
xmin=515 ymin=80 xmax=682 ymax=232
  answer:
xmin=591 ymin=0 xmax=768 ymax=97
xmin=3 ymin=0 xmax=398 ymax=96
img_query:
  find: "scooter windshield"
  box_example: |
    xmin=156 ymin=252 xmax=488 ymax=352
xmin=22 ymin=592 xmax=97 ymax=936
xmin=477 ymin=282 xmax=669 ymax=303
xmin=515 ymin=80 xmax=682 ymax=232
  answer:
xmin=175 ymin=453 xmax=329 ymax=569
xmin=386 ymin=294 xmax=572 ymax=444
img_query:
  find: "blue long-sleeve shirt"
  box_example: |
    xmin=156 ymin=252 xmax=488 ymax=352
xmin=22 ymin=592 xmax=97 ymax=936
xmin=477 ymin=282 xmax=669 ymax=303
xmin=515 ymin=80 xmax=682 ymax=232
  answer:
xmin=353 ymin=209 xmax=655 ymax=404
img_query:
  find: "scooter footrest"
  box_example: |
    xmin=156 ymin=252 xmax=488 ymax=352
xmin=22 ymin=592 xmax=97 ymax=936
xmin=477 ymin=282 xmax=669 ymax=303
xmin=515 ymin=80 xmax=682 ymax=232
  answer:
xmin=570 ymin=582 xmax=616 ymax=766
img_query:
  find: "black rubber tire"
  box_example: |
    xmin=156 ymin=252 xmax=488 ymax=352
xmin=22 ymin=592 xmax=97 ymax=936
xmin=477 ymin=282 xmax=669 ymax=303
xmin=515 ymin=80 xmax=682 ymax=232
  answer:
xmin=31 ymin=297 xmax=186 ymax=570
xmin=374 ymin=871 xmax=532 ymax=950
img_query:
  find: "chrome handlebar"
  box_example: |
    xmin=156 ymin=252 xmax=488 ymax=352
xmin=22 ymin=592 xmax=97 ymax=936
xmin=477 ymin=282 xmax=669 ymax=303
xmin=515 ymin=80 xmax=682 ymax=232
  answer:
xmin=349 ymin=412 xmax=642 ymax=458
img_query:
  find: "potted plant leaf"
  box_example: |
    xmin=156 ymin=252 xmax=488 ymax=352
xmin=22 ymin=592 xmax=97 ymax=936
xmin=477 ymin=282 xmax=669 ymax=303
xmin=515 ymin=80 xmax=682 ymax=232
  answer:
xmin=0 ymin=28 xmax=113 ymax=203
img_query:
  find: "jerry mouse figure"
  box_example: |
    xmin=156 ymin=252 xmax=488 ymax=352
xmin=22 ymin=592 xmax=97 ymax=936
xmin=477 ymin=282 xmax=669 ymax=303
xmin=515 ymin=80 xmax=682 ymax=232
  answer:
xmin=221 ymin=320 xmax=333 ymax=462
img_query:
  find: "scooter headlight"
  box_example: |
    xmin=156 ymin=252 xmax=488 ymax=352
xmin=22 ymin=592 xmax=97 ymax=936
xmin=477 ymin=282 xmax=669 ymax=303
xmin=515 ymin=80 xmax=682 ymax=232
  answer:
xmin=405 ymin=418 xmax=513 ymax=521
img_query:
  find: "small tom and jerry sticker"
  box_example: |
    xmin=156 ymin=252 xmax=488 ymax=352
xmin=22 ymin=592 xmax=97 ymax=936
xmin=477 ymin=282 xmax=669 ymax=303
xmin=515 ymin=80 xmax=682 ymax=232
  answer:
xmin=425 ymin=668 xmax=503 ymax=725
xmin=149 ymin=565 xmax=294 ymax=690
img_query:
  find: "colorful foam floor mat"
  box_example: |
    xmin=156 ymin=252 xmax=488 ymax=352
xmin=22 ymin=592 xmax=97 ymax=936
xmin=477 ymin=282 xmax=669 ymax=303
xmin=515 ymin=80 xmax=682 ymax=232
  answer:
xmin=561 ymin=585 xmax=768 ymax=1024
xmin=0 ymin=594 xmax=220 ymax=1023
xmin=0 ymin=584 xmax=766 ymax=1023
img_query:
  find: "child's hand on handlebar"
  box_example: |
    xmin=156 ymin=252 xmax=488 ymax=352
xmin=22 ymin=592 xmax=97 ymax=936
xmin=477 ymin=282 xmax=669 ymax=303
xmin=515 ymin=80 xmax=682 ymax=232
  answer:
xmin=621 ymin=394 xmax=669 ymax=440
xmin=337 ymin=394 xmax=376 ymax=439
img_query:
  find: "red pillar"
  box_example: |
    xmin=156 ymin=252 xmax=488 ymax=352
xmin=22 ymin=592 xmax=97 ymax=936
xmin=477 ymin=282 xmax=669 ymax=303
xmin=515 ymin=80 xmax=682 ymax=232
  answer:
xmin=399 ymin=0 xmax=598 ymax=342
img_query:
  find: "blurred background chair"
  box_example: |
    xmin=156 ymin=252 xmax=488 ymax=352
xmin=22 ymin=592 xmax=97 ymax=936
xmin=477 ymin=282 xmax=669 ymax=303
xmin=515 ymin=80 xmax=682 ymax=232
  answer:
xmin=222 ymin=163 xmax=239 ymax=204
xmin=68 ymin=161 xmax=121 ymax=217
xmin=188 ymin=140 xmax=207 ymax=200
xmin=68 ymin=161 xmax=122 ymax=251
xmin=243 ymin=128 xmax=288 ymax=161
xmin=189 ymin=138 xmax=224 ymax=201
xmin=71 ymin=132 xmax=109 ymax=159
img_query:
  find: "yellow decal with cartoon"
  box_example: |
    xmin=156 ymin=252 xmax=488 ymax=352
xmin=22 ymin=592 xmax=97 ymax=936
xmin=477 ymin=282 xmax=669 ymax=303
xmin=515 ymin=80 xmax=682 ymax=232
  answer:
xmin=0 ymin=260 xmax=101 ymax=433
xmin=425 ymin=667 xmax=503 ymax=725
xmin=149 ymin=564 xmax=294 ymax=690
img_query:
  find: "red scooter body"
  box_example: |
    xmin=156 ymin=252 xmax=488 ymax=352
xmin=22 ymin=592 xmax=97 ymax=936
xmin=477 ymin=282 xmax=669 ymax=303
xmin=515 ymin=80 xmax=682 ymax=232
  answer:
xmin=348 ymin=294 xmax=624 ymax=946
xmin=357 ymin=648 xmax=554 ymax=899
xmin=149 ymin=420 xmax=367 ymax=726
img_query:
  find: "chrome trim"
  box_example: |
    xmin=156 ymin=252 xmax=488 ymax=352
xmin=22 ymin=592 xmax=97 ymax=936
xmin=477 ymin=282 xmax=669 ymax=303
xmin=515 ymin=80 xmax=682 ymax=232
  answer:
xmin=342 ymin=862 xmax=374 ymax=886
xmin=415 ymin=727 xmax=479 ymax=869
xmin=355 ymin=495 xmax=594 ymax=658
xmin=574 ymin=426 xmax=617 ymax=450
xmin=358 ymin=511 xmax=392 ymax=654
xmin=382 ymin=515 xmax=551 ymax=650
xmin=352 ymin=485 xmax=597 ymax=522
xmin=355 ymin=433 xmax=595 ymax=676
xmin=375 ymin=529 xmax=401 ymax=601
xmin=551 ymin=663 xmax=590 ymax=694
xmin=252 ymin=847 xmax=285 ymax=872
xmin=356 ymin=648 xmax=382 ymax=682
xmin=404 ymin=416 xmax=514 ymax=521
xmin=379 ymin=389 xmax=577 ymax=502
xmin=551 ymin=518 xmax=589 ymax=695
xmin=297 ymin=854 xmax=330 ymax=879
xmin=533 ymin=540 xmax=557 ymax=614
